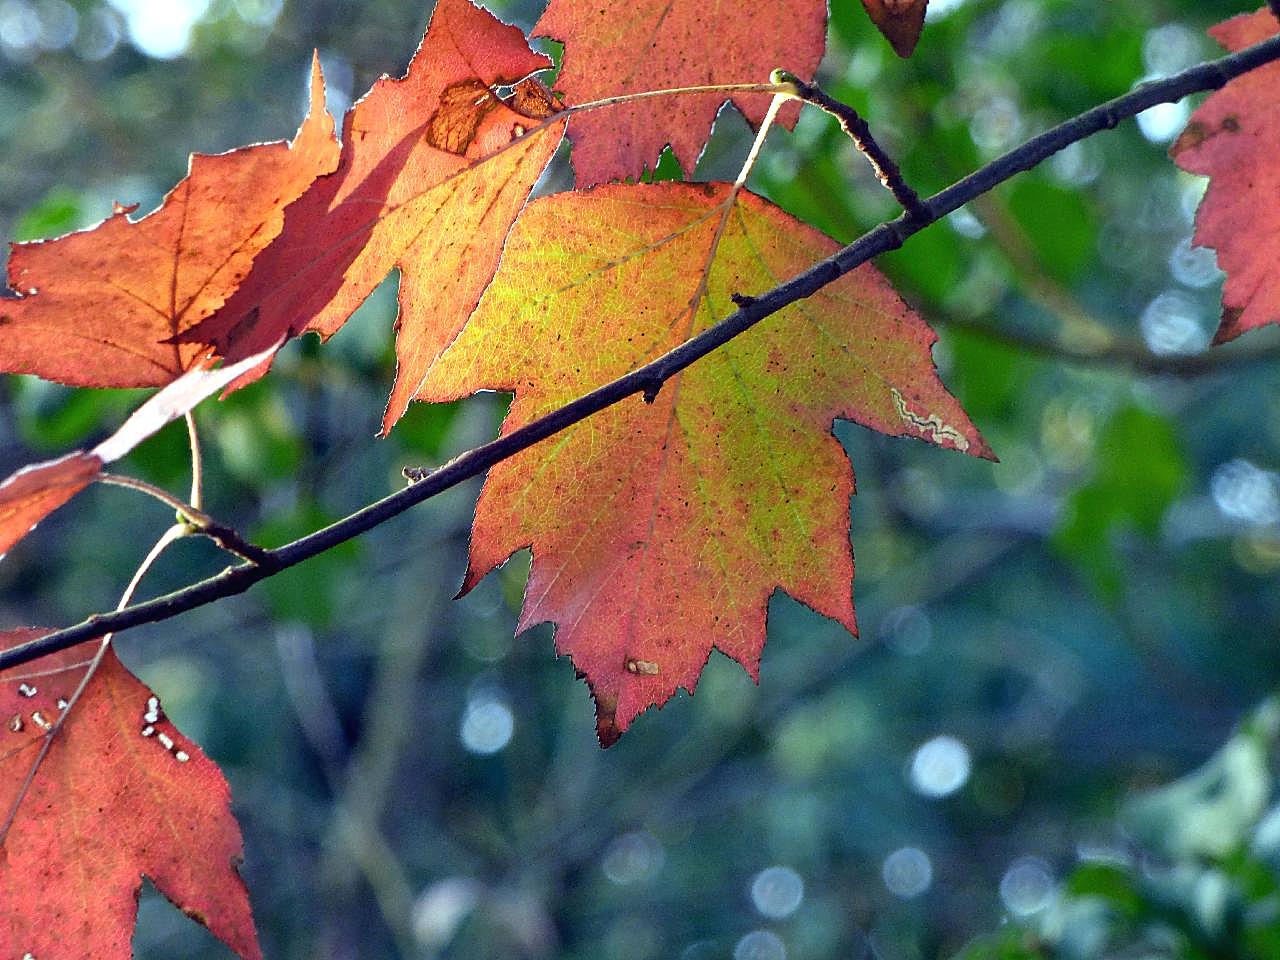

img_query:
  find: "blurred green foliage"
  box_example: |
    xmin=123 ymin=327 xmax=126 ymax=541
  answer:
xmin=961 ymin=696 xmax=1280 ymax=959
xmin=1055 ymin=405 xmax=1188 ymax=599
xmin=3 ymin=1 xmax=1280 ymax=959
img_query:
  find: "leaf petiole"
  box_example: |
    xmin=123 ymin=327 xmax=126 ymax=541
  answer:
xmin=561 ymin=81 xmax=794 ymax=120
xmin=96 ymin=472 xmax=274 ymax=566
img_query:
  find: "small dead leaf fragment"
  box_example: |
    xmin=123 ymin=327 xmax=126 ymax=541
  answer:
xmin=0 ymin=452 xmax=102 ymax=557
xmin=534 ymin=0 xmax=826 ymax=185
xmin=0 ymin=635 xmax=260 ymax=960
xmin=0 ymin=56 xmax=337 ymax=387
xmin=0 ymin=341 xmax=279 ymax=558
xmin=861 ymin=0 xmax=930 ymax=57
xmin=421 ymin=182 xmax=988 ymax=744
xmin=1171 ymin=9 xmax=1280 ymax=342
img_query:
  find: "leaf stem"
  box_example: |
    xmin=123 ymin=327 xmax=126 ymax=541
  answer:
xmin=0 ymin=523 xmax=187 ymax=845
xmin=563 ymin=81 xmax=792 ymax=119
xmin=4 ymin=30 xmax=1280 ymax=673
xmin=98 ymin=471 xmax=205 ymax=521
xmin=186 ymin=411 xmax=203 ymax=512
xmin=96 ymin=472 xmax=275 ymax=566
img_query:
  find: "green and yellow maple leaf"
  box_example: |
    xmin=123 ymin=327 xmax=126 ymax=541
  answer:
xmin=423 ymin=182 xmax=990 ymax=744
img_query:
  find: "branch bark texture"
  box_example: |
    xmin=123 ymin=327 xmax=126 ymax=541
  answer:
xmin=3 ymin=34 xmax=1279 ymax=673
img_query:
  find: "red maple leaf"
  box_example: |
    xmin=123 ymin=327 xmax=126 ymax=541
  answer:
xmin=534 ymin=0 xmax=826 ymax=186
xmin=0 ymin=635 xmax=259 ymax=959
xmin=1171 ymin=8 xmax=1280 ymax=343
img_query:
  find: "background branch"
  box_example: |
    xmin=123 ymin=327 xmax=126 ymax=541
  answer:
xmin=3 ymin=32 xmax=1279 ymax=673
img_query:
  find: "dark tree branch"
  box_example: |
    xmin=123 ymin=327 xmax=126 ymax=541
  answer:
xmin=197 ymin=521 xmax=279 ymax=568
xmin=781 ymin=72 xmax=929 ymax=220
xmin=3 ymin=33 xmax=1280 ymax=673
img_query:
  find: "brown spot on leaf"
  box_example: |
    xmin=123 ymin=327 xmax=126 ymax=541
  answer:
xmin=426 ymin=79 xmax=501 ymax=155
xmin=508 ymin=78 xmax=558 ymax=119
xmin=1170 ymin=120 xmax=1209 ymax=156
xmin=1172 ymin=115 xmax=1244 ymax=159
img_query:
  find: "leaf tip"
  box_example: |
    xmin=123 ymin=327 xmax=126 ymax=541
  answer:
xmin=860 ymin=0 xmax=929 ymax=58
xmin=590 ymin=682 xmax=623 ymax=748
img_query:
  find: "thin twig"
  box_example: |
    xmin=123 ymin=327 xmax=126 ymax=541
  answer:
xmin=95 ymin=472 xmax=274 ymax=566
xmin=98 ymin=472 xmax=204 ymax=520
xmin=776 ymin=71 xmax=928 ymax=220
xmin=3 ymin=33 xmax=1280 ymax=674
xmin=199 ymin=521 xmax=279 ymax=568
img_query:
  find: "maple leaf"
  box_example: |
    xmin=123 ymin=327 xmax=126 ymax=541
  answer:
xmin=0 ymin=634 xmax=259 ymax=960
xmin=0 ymin=57 xmax=337 ymax=387
xmin=534 ymin=0 xmax=826 ymax=186
xmin=860 ymin=0 xmax=930 ymax=58
xmin=185 ymin=0 xmax=564 ymax=432
xmin=1171 ymin=8 xmax=1280 ymax=343
xmin=0 ymin=343 xmax=280 ymax=558
xmin=0 ymin=453 xmax=101 ymax=558
xmin=421 ymin=182 xmax=989 ymax=745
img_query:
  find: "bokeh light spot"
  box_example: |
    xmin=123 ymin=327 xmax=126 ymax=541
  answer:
xmin=734 ymin=929 xmax=786 ymax=960
xmin=106 ymin=0 xmax=208 ymax=59
xmin=882 ymin=847 xmax=933 ymax=898
xmin=909 ymin=735 xmax=971 ymax=798
xmin=999 ymin=857 xmax=1054 ymax=917
xmin=750 ymin=866 xmax=804 ymax=920
xmin=1137 ymin=99 xmax=1191 ymax=144
xmin=459 ymin=695 xmax=514 ymax=755
xmin=1212 ymin=459 xmax=1280 ymax=526
xmin=602 ymin=831 xmax=665 ymax=885
xmin=1140 ymin=290 xmax=1210 ymax=355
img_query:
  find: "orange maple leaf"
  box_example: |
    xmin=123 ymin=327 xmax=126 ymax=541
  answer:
xmin=1171 ymin=8 xmax=1280 ymax=343
xmin=0 ymin=637 xmax=259 ymax=960
xmin=0 ymin=58 xmax=337 ymax=386
xmin=534 ymin=0 xmax=826 ymax=186
xmin=422 ymin=183 xmax=989 ymax=744
xmin=185 ymin=0 xmax=565 ymax=432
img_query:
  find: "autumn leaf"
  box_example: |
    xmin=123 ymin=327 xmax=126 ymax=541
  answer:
xmin=0 ymin=342 xmax=280 ymax=558
xmin=185 ymin=0 xmax=564 ymax=432
xmin=860 ymin=0 xmax=930 ymax=58
xmin=0 ymin=634 xmax=259 ymax=960
xmin=534 ymin=0 xmax=826 ymax=186
xmin=0 ymin=57 xmax=337 ymax=387
xmin=1171 ymin=8 xmax=1280 ymax=343
xmin=421 ymin=182 xmax=989 ymax=744
xmin=0 ymin=453 xmax=101 ymax=558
